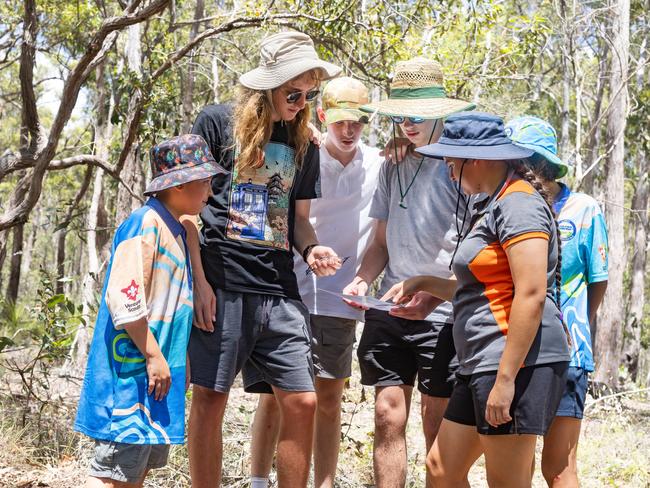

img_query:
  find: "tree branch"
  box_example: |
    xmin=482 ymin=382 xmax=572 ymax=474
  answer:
xmin=0 ymin=0 xmax=168 ymax=230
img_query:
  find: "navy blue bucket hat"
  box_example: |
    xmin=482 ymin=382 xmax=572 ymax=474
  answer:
xmin=416 ymin=112 xmax=534 ymax=160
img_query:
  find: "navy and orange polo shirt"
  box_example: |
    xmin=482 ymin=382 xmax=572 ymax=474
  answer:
xmin=452 ymin=177 xmax=570 ymax=375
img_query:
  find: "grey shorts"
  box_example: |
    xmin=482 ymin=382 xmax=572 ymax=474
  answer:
xmin=311 ymin=315 xmax=357 ymax=380
xmin=189 ymin=288 xmax=314 ymax=393
xmin=89 ymin=440 xmax=169 ymax=483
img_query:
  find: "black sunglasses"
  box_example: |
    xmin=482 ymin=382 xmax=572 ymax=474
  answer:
xmin=305 ymin=256 xmax=350 ymax=276
xmin=286 ymin=89 xmax=320 ymax=104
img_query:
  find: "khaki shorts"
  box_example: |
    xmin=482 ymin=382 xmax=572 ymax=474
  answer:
xmin=89 ymin=440 xmax=169 ymax=483
xmin=310 ymin=314 xmax=357 ymax=379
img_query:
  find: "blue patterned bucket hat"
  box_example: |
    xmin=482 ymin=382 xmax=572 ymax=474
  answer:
xmin=417 ymin=112 xmax=534 ymax=160
xmin=144 ymin=134 xmax=228 ymax=196
xmin=505 ymin=116 xmax=569 ymax=178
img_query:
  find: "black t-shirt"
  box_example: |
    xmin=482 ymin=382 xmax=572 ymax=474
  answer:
xmin=191 ymin=104 xmax=320 ymax=299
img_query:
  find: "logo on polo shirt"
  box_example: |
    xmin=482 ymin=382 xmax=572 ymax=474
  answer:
xmin=558 ymin=219 xmax=576 ymax=241
xmin=121 ymin=280 xmax=140 ymax=301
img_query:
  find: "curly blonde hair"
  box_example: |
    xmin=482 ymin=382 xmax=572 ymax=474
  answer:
xmin=233 ymin=70 xmax=320 ymax=175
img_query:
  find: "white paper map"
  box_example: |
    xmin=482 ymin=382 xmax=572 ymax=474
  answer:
xmin=317 ymin=288 xmax=398 ymax=312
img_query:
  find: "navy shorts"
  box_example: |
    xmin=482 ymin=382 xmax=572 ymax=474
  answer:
xmin=555 ymin=366 xmax=588 ymax=419
xmin=357 ymin=309 xmax=458 ymax=397
xmin=444 ymin=362 xmax=569 ymax=435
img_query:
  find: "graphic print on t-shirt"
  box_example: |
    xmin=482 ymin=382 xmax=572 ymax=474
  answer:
xmin=226 ymin=142 xmax=296 ymax=250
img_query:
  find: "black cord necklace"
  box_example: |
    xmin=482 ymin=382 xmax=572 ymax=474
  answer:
xmin=393 ymin=120 xmax=438 ymax=209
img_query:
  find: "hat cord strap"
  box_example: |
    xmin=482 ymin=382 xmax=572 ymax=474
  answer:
xmin=395 ymin=120 xmax=438 ymax=209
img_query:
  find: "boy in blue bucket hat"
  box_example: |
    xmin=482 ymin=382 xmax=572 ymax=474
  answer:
xmin=507 ymin=116 xmax=609 ymax=488
xmin=75 ymin=134 xmax=226 ymax=488
xmin=382 ymin=111 xmax=571 ymax=487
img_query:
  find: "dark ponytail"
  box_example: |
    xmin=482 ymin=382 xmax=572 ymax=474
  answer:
xmin=509 ymin=161 xmax=569 ymax=344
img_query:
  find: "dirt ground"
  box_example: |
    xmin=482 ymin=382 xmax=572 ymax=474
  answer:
xmin=2 ymin=327 xmax=650 ymax=487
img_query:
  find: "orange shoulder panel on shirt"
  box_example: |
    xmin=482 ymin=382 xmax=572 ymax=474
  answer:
xmin=499 ymin=179 xmax=535 ymax=198
xmin=468 ymin=241 xmax=513 ymax=335
xmin=502 ymin=231 xmax=549 ymax=250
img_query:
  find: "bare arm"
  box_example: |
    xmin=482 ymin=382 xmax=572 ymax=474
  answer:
xmin=180 ymin=215 xmax=216 ymax=332
xmin=122 ymin=317 xmax=170 ymax=401
xmin=342 ymin=220 xmax=389 ymax=304
xmin=587 ymin=280 xmax=608 ymax=327
xmin=355 ymin=219 xmax=389 ymax=285
xmin=294 ymin=199 xmax=340 ymax=277
xmin=381 ymin=274 xmax=457 ymax=303
xmin=486 ymin=237 xmax=549 ymax=427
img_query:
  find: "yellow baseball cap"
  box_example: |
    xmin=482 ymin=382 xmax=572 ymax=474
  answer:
xmin=322 ymin=77 xmax=369 ymax=125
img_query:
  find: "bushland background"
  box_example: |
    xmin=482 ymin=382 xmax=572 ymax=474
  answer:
xmin=0 ymin=0 xmax=649 ymax=486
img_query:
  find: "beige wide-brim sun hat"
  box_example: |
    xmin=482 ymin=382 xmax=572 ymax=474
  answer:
xmin=240 ymin=31 xmax=342 ymax=90
xmin=361 ymin=58 xmax=475 ymax=119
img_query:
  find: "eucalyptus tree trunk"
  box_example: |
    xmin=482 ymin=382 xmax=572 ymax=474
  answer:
xmin=5 ymin=222 xmax=24 ymax=304
xmin=181 ymin=0 xmax=205 ymax=133
xmin=622 ymin=168 xmax=648 ymax=382
xmin=67 ymin=63 xmax=115 ymax=371
xmin=115 ymin=19 xmax=145 ymax=223
xmin=593 ymin=0 xmax=630 ymax=389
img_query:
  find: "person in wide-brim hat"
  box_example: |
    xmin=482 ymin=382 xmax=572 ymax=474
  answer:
xmin=239 ymin=31 xmax=341 ymax=90
xmin=382 ymin=110 xmax=571 ymax=486
xmin=361 ymin=57 xmax=475 ymax=119
xmin=187 ymin=30 xmax=345 ymax=488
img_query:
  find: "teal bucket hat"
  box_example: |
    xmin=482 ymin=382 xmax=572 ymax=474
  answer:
xmin=505 ymin=116 xmax=569 ymax=178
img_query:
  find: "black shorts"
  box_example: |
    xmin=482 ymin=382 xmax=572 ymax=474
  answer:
xmin=444 ymin=361 xmax=568 ymax=435
xmin=357 ymin=309 xmax=458 ymax=398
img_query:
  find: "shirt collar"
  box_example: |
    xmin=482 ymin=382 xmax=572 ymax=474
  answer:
xmin=145 ymin=197 xmax=185 ymax=239
xmin=553 ymin=182 xmax=571 ymax=214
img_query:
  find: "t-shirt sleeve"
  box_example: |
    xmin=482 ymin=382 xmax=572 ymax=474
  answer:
xmin=294 ymin=143 xmax=321 ymax=200
xmin=104 ymin=226 xmax=157 ymax=329
xmin=496 ymin=192 xmax=552 ymax=250
xmin=191 ymin=105 xmax=232 ymax=169
xmin=583 ymin=203 xmax=609 ymax=283
xmin=368 ymin=160 xmax=391 ymax=220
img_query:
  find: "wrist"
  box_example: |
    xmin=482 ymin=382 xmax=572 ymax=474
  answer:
xmin=302 ymin=243 xmax=318 ymax=262
xmin=496 ymin=369 xmax=516 ymax=383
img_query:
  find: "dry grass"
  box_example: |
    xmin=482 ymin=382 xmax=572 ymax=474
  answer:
xmin=1 ymin=342 xmax=650 ymax=487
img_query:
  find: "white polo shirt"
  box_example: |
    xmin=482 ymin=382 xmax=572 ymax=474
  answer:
xmin=294 ymin=139 xmax=383 ymax=321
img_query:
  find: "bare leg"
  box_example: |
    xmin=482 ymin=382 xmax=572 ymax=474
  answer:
xmin=373 ymin=385 xmax=413 ymax=488
xmin=480 ymin=433 xmax=537 ymax=488
xmin=541 ymin=417 xmax=582 ymax=487
xmin=426 ymin=419 xmax=482 ymax=488
xmin=250 ymin=393 xmax=281 ymax=479
xmin=273 ymin=387 xmax=317 ymax=488
xmin=313 ymin=377 xmax=346 ymax=488
xmin=188 ymin=386 xmax=229 ymax=488
xmin=420 ymin=393 xmax=449 ymax=452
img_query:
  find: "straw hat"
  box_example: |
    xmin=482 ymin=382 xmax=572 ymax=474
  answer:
xmin=239 ymin=31 xmax=341 ymax=90
xmin=361 ymin=58 xmax=475 ymax=119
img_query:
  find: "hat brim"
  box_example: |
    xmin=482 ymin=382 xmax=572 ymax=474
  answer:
xmin=144 ymin=161 xmax=228 ymax=196
xmin=360 ymin=98 xmax=476 ymax=119
xmin=324 ymin=108 xmax=369 ymax=125
xmin=239 ymin=59 xmax=342 ymax=90
xmin=514 ymin=142 xmax=569 ymax=178
xmin=417 ymin=142 xmax=534 ymax=161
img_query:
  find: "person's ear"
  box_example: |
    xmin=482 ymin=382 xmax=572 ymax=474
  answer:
xmin=316 ymin=107 xmax=326 ymax=123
